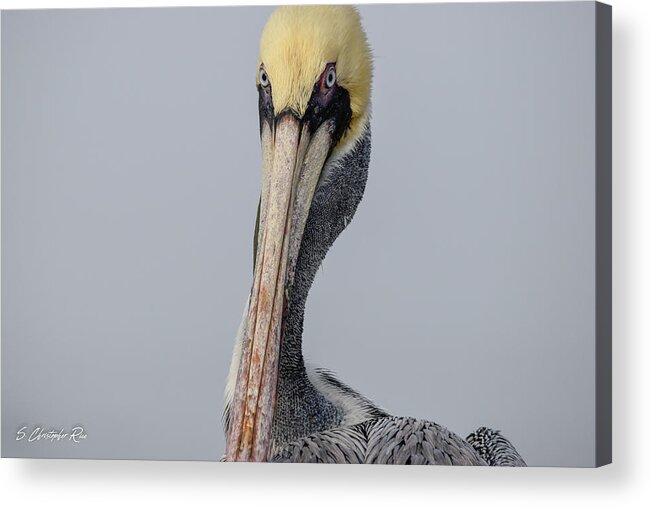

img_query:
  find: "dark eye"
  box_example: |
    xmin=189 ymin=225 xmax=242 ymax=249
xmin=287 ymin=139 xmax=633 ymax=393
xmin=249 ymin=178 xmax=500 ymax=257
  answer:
xmin=325 ymin=67 xmax=336 ymax=88
xmin=259 ymin=67 xmax=269 ymax=87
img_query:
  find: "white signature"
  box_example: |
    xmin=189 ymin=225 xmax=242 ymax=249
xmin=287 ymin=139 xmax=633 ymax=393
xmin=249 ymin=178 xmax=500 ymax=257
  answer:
xmin=16 ymin=426 xmax=87 ymax=444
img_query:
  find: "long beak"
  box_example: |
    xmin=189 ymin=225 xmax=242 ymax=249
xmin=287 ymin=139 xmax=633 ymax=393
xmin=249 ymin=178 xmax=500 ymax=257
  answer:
xmin=225 ymin=112 xmax=334 ymax=461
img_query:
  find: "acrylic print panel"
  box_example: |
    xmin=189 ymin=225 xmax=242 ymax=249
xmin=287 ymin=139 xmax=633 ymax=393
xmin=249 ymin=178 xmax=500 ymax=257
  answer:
xmin=1 ymin=2 xmax=611 ymax=466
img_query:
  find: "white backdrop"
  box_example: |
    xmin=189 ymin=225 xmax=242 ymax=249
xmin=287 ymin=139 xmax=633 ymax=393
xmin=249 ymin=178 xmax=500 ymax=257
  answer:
xmin=1 ymin=0 xmax=649 ymax=505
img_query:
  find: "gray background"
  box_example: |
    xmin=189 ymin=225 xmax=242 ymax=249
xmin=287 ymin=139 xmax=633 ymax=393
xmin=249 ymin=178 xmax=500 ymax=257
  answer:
xmin=2 ymin=2 xmax=597 ymax=466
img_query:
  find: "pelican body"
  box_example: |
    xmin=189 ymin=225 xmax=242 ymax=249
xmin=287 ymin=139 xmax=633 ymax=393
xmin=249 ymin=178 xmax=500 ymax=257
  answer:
xmin=223 ymin=6 xmax=525 ymax=465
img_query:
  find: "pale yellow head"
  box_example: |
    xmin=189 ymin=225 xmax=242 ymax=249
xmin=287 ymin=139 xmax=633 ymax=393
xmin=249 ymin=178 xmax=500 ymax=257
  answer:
xmin=258 ymin=5 xmax=372 ymax=146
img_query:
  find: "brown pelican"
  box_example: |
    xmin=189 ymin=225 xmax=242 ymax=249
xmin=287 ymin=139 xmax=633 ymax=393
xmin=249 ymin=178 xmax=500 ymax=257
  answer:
xmin=223 ymin=5 xmax=525 ymax=465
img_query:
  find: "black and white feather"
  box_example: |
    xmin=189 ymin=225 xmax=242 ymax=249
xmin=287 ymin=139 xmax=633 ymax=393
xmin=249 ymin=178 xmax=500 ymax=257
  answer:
xmin=466 ymin=427 xmax=527 ymax=466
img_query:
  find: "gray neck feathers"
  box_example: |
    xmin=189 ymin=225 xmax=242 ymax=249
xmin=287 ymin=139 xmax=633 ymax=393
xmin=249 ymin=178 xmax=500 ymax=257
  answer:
xmin=271 ymin=125 xmax=372 ymax=449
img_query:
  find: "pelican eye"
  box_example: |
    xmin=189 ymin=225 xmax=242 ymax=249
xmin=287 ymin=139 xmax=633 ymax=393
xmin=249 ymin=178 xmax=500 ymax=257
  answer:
xmin=259 ymin=67 xmax=269 ymax=87
xmin=325 ymin=67 xmax=336 ymax=88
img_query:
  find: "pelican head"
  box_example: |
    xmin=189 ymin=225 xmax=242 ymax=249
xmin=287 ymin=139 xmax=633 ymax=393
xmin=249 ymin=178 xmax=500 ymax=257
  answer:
xmin=226 ymin=6 xmax=372 ymax=462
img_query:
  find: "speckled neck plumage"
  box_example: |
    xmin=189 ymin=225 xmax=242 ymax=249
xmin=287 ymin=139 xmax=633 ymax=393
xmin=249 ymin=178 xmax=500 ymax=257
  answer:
xmin=270 ymin=125 xmax=372 ymax=452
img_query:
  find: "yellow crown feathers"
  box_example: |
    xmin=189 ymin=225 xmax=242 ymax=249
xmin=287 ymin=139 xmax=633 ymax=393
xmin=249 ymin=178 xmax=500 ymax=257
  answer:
xmin=258 ymin=5 xmax=372 ymax=146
